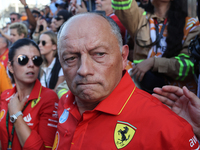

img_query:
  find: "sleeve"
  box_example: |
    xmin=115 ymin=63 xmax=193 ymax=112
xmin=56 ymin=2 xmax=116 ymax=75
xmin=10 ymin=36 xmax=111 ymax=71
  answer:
xmin=152 ymin=23 xmax=200 ymax=80
xmin=23 ymin=90 xmax=59 ymax=150
xmin=112 ymin=0 xmax=145 ymax=38
xmin=171 ymin=123 xmax=200 ymax=149
xmin=0 ymin=65 xmax=12 ymax=95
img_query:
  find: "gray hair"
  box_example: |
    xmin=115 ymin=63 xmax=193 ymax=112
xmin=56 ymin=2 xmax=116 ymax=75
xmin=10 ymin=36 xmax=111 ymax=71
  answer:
xmin=57 ymin=13 xmax=123 ymax=53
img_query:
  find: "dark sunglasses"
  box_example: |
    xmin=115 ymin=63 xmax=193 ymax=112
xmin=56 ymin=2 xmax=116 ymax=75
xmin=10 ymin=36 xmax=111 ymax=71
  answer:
xmin=10 ymin=18 xmax=15 ymax=21
xmin=54 ymin=16 xmax=64 ymax=21
xmin=33 ymin=14 xmax=38 ymax=18
xmin=17 ymin=55 xmax=43 ymax=67
xmin=38 ymin=40 xmax=46 ymax=46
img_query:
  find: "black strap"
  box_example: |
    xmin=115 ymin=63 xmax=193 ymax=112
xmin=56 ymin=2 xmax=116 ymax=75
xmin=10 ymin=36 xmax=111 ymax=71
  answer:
xmin=154 ymin=18 xmax=168 ymax=54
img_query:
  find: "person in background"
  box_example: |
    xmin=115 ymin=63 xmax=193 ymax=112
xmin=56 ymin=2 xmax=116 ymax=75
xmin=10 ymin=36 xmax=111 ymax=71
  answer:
xmin=10 ymin=12 xmax=21 ymax=24
xmin=9 ymin=23 xmax=28 ymax=44
xmin=55 ymin=0 xmax=67 ymax=15
xmin=49 ymin=0 xmax=58 ymax=17
xmin=112 ymin=0 xmax=200 ymax=94
xmin=55 ymin=80 xmax=69 ymax=99
xmin=32 ymin=17 xmax=48 ymax=43
xmin=54 ymin=9 xmax=72 ymax=32
xmin=0 ymin=63 xmax=12 ymax=95
xmin=38 ymin=31 xmax=65 ymax=91
xmin=44 ymin=5 xmax=53 ymax=18
xmin=0 ymin=36 xmax=9 ymax=68
xmin=0 ymin=38 xmax=58 ymax=150
xmin=0 ymin=23 xmax=28 ymax=44
xmin=153 ymin=85 xmax=200 ymax=141
xmin=50 ymin=18 xmax=57 ymax=33
xmin=52 ymin=13 xmax=199 ymax=149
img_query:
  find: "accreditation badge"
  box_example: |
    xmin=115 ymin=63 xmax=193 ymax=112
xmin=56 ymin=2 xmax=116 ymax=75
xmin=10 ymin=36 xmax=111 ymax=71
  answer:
xmin=114 ymin=121 xmax=137 ymax=149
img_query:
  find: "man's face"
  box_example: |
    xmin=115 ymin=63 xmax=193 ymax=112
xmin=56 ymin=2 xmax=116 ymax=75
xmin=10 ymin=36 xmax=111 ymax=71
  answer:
xmin=10 ymin=29 xmax=24 ymax=43
xmin=59 ymin=15 xmax=128 ymax=104
xmin=10 ymin=14 xmax=20 ymax=23
xmin=95 ymin=0 xmax=112 ymax=16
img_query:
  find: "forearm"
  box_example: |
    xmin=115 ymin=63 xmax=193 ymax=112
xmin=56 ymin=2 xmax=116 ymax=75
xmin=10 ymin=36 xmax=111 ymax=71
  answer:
xmin=152 ymin=56 xmax=194 ymax=80
xmin=14 ymin=116 xmax=31 ymax=147
xmin=0 ymin=32 xmax=11 ymax=41
xmin=112 ymin=0 xmax=144 ymax=38
xmin=23 ymin=4 xmax=37 ymax=29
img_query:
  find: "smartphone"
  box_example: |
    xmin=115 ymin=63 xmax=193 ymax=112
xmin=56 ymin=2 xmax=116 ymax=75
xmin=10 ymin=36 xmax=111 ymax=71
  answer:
xmin=39 ymin=25 xmax=44 ymax=32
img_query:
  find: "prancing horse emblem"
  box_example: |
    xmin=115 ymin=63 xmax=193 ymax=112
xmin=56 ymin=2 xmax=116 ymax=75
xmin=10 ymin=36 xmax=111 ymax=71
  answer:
xmin=114 ymin=121 xmax=136 ymax=149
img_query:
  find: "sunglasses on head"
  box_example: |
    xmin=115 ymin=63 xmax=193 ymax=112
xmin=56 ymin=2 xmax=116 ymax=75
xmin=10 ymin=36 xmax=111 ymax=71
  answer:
xmin=17 ymin=55 xmax=43 ymax=67
xmin=54 ymin=16 xmax=64 ymax=21
xmin=38 ymin=40 xmax=46 ymax=46
xmin=10 ymin=18 xmax=15 ymax=21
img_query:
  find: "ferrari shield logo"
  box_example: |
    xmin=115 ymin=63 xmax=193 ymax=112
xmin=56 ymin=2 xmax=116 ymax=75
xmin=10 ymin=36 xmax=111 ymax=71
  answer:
xmin=31 ymin=97 xmax=41 ymax=108
xmin=114 ymin=121 xmax=136 ymax=149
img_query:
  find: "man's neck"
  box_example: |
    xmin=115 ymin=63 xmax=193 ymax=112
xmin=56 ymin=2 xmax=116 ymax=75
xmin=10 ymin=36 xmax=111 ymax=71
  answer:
xmin=75 ymin=98 xmax=101 ymax=115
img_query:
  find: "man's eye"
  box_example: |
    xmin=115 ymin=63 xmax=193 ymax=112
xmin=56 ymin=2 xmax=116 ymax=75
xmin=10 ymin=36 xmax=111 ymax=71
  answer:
xmin=96 ymin=52 xmax=105 ymax=56
xmin=64 ymin=56 xmax=76 ymax=63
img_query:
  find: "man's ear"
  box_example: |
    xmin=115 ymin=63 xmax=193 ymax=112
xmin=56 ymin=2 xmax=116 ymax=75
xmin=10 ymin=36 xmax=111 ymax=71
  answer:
xmin=121 ymin=44 xmax=129 ymax=70
xmin=7 ymin=61 xmax=14 ymax=74
xmin=20 ymin=33 xmax=25 ymax=39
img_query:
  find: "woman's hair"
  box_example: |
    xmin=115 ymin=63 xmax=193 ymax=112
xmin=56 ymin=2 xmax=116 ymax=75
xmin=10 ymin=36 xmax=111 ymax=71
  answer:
xmin=9 ymin=38 xmax=41 ymax=83
xmin=40 ymin=31 xmax=58 ymax=65
xmin=163 ymin=0 xmax=187 ymax=58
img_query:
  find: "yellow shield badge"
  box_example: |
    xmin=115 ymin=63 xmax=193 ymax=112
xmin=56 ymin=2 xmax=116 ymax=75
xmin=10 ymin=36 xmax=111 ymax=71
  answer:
xmin=114 ymin=121 xmax=136 ymax=149
xmin=31 ymin=97 xmax=41 ymax=108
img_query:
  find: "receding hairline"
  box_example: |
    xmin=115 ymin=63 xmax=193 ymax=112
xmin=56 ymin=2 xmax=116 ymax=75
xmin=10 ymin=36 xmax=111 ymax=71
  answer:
xmin=59 ymin=13 xmax=112 ymax=37
xmin=57 ymin=12 xmax=123 ymax=54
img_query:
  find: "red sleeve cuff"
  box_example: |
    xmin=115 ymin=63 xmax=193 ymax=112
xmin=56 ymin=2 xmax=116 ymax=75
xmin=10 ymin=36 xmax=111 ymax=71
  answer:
xmin=23 ymin=130 xmax=43 ymax=150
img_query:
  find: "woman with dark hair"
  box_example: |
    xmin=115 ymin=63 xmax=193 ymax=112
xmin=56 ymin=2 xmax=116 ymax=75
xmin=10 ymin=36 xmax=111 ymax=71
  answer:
xmin=38 ymin=31 xmax=65 ymax=90
xmin=0 ymin=38 xmax=59 ymax=150
xmin=113 ymin=0 xmax=200 ymax=93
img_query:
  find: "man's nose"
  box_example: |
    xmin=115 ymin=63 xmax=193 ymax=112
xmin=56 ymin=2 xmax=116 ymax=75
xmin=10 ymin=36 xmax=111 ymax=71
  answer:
xmin=77 ymin=55 xmax=93 ymax=77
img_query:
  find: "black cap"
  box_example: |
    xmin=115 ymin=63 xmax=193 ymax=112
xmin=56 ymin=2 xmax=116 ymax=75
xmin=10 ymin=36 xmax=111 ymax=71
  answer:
xmin=56 ymin=10 xmax=72 ymax=22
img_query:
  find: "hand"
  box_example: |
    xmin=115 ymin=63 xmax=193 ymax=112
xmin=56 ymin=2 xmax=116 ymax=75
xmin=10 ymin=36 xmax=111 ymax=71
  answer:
xmin=40 ymin=19 xmax=47 ymax=31
xmin=36 ymin=17 xmax=42 ymax=27
xmin=19 ymin=0 xmax=27 ymax=6
xmin=76 ymin=1 xmax=88 ymax=14
xmin=153 ymin=86 xmax=200 ymax=139
xmin=130 ymin=57 xmax=154 ymax=81
xmin=8 ymin=92 xmax=28 ymax=115
xmin=68 ymin=0 xmax=77 ymax=15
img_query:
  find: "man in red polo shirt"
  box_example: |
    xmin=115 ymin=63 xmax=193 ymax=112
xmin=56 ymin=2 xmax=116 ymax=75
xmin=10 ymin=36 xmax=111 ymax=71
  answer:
xmin=53 ymin=13 xmax=200 ymax=150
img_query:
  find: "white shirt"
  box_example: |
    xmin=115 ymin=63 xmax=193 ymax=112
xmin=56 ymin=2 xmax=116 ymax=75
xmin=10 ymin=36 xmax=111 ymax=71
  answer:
xmin=40 ymin=58 xmax=63 ymax=88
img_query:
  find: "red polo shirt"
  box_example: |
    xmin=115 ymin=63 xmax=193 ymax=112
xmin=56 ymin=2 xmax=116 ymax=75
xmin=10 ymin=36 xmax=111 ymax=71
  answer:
xmin=0 ymin=48 xmax=9 ymax=68
xmin=0 ymin=79 xmax=59 ymax=150
xmin=53 ymin=71 xmax=199 ymax=150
